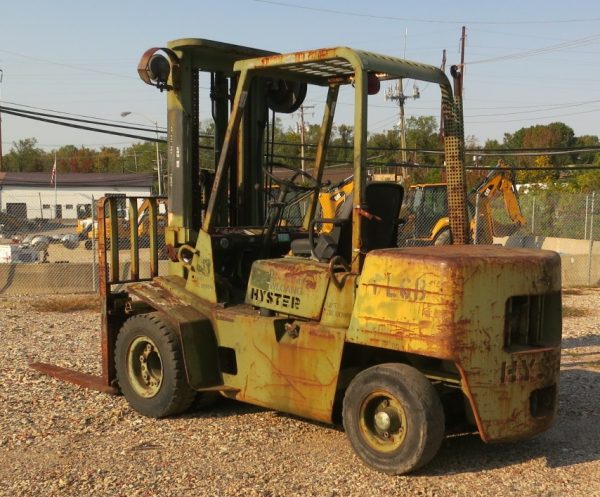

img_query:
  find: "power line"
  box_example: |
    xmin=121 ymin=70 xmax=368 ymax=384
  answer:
xmin=1 ymin=107 xmax=164 ymax=143
xmin=0 ymin=49 xmax=137 ymax=80
xmin=271 ymin=151 xmax=600 ymax=170
xmin=0 ymin=105 xmax=164 ymax=134
xmin=1 ymin=100 xmax=165 ymax=130
xmin=468 ymin=33 xmax=600 ymax=65
xmin=465 ymin=100 xmax=600 ymax=118
xmin=252 ymin=0 xmax=600 ymax=25
xmin=9 ymin=95 xmax=600 ymax=128
xmin=467 ymin=107 xmax=600 ymax=124
xmin=269 ymin=137 xmax=600 ymax=155
xmin=0 ymin=49 xmax=210 ymax=89
xmin=3 ymin=101 xmax=600 ymax=158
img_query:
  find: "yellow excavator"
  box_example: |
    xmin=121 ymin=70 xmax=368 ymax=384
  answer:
xmin=397 ymin=159 xmax=527 ymax=246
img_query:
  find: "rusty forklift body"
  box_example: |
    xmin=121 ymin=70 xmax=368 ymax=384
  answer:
xmin=32 ymin=39 xmax=562 ymax=474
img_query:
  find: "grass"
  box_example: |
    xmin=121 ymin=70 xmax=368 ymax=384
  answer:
xmin=563 ymin=288 xmax=585 ymax=296
xmin=30 ymin=295 xmax=100 ymax=313
xmin=562 ymin=305 xmax=590 ymax=318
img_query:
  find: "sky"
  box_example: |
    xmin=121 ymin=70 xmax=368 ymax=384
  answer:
xmin=1 ymin=0 xmax=600 ymax=153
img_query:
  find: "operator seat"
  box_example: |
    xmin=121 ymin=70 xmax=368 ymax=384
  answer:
xmin=361 ymin=182 xmax=404 ymax=251
xmin=290 ymin=193 xmax=353 ymax=262
xmin=290 ymin=182 xmax=403 ymax=261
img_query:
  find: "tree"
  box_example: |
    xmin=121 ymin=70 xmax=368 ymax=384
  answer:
xmin=121 ymin=142 xmax=161 ymax=173
xmin=574 ymin=134 xmax=599 ymax=165
xmin=55 ymin=145 xmax=96 ymax=173
xmin=367 ymin=128 xmax=399 ymax=167
xmin=503 ymin=122 xmax=576 ymax=183
xmin=364 ymin=116 xmax=444 ymax=184
xmin=406 ymin=116 xmax=442 ymax=166
xmin=406 ymin=116 xmax=444 ymax=184
xmin=3 ymin=138 xmax=45 ymax=172
xmin=570 ymin=152 xmax=600 ymax=192
xmin=97 ymin=147 xmax=122 ymax=173
xmin=329 ymin=124 xmax=353 ymax=166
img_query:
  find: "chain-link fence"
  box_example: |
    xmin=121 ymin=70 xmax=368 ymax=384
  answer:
xmin=516 ymin=191 xmax=599 ymax=241
xmin=0 ymin=193 xmax=168 ymax=295
xmin=398 ymin=188 xmax=600 ymax=286
xmin=1 ymin=189 xmax=599 ymax=295
xmin=509 ymin=191 xmax=599 ymax=287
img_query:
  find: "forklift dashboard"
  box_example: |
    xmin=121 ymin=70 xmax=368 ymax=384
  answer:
xmin=210 ymin=226 xmax=306 ymax=252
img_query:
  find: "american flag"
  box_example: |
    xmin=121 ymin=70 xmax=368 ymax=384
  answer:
xmin=50 ymin=156 xmax=57 ymax=185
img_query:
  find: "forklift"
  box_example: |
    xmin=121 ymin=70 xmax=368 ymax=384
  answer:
xmin=32 ymin=39 xmax=562 ymax=475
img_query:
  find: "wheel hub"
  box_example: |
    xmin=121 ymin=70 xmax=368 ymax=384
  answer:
xmin=359 ymin=391 xmax=407 ymax=452
xmin=127 ymin=336 xmax=163 ymax=398
xmin=374 ymin=407 xmax=401 ymax=432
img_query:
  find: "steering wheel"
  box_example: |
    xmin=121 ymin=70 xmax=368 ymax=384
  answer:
xmin=263 ymin=162 xmax=321 ymax=192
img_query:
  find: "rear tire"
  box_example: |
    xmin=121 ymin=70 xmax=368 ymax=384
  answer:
xmin=342 ymin=363 xmax=445 ymax=475
xmin=115 ymin=312 xmax=196 ymax=418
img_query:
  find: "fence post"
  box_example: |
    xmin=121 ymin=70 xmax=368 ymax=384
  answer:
xmin=473 ymin=193 xmax=480 ymax=244
xmin=584 ymin=194 xmax=589 ymax=240
xmin=531 ymin=196 xmax=536 ymax=234
xmin=92 ymin=195 xmax=97 ymax=292
xmin=588 ymin=192 xmax=595 ymax=286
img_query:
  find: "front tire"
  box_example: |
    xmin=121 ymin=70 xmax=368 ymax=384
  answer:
xmin=342 ymin=363 xmax=445 ymax=475
xmin=115 ymin=312 xmax=196 ymax=418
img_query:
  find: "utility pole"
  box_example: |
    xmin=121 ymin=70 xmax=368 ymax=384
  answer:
xmin=385 ymin=79 xmax=420 ymax=180
xmin=385 ymin=30 xmax=419 ymax=181
xmin=298 ymin=105 xmax=314 ymax=173
xmin=459 ymin=26 xmax=466 ymax=98
xmin=439 ymin=49 xmax=447 ymax=138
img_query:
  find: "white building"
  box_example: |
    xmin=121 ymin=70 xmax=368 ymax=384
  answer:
xmin=0 ymin=172 xmax=154 ymax=220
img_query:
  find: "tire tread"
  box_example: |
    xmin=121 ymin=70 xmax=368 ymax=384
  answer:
xmin=115 ymin=312 xmax=196 ymax=418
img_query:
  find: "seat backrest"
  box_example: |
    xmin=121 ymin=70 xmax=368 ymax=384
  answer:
xmin=312 ymin=193 xmax=353 ymax=262
xmin=362 ymin=182 xmax=404 ymax=251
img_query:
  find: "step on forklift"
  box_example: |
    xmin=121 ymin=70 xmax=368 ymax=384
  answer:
xmin=32 ymin=39 xmax=562 ymax=475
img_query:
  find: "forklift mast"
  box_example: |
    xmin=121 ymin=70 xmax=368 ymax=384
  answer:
xmin=138 ymin=39 xmax=277 ymax=250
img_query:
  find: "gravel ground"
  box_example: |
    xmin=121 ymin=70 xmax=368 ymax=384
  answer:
xmin=0 ymin=289 xmax=599 ymax=497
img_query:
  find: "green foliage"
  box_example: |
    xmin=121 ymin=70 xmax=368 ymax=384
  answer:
xmin=575 ymin=134 xmax=599 ymax=164
xmin=363 ymin=116 xmax=444 ymax=184
xmin=121 ymin=141 xmax=163 ymax=173
xmin=503 ymin=122 xmax=577 ymax=184
xmin=568 ymin=168 xmax=600 ymax=193
xmin=406 ymin=116 xmax=443 ymax=165
xmin=519 ymin=189 xmax=598 ymax=239
xmin=3 ymin=138 xmax=45 ymax=172
xmin=367 ymin=128 xmax=399 ymax=164
xmin=2 ymin=118 xmax=599 ymax=202
xmin=330 ymin=124 xmax=354 ymax=165
xmin=2 ymin=137 xmax=164 ymax=179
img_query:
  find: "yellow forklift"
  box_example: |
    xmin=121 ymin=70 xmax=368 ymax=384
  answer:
xmin=32 ymin=39 xmax=562 ymax=475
